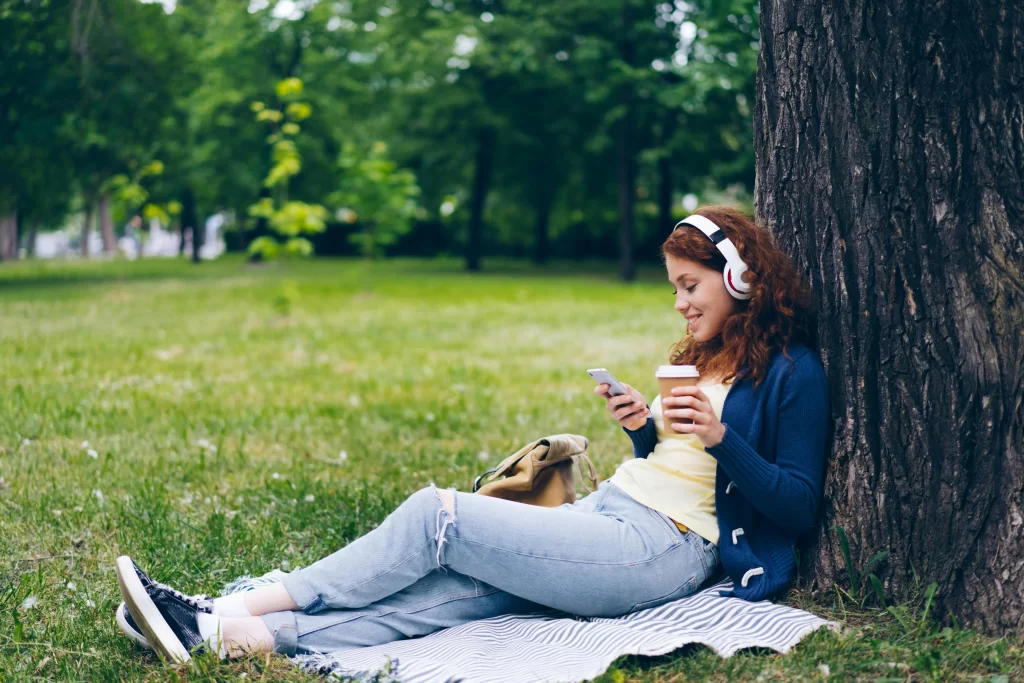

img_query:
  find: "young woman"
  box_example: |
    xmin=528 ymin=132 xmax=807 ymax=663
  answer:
xmin=114 ymin=205 xmax=830 ymax=663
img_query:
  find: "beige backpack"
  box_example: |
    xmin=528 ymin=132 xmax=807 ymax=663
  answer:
xmin=473 ymin=434 xmax=599 ymax=507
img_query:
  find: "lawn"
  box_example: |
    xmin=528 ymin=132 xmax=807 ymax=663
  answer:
xmin=0 ymin=256 xmax=1019 ymax=681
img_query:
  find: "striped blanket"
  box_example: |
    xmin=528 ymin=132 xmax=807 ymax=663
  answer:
xmin=223 ymin=572 xmax=837 ymax=683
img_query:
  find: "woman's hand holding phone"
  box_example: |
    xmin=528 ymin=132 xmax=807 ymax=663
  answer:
xmin=594 ymin=382 xmax=650 ymax=431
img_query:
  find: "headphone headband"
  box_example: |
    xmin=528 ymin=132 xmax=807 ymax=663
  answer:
xmin=672 ymin=214 xmax=752 ymax=300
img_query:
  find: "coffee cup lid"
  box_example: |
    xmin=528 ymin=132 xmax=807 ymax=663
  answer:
xmin=656 ymin=365 xmax=699 ymax=378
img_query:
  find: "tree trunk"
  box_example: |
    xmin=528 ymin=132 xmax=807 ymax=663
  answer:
xmin=466 ymin=127 xmax=495 ymax=273
xmin=615 ymin=2 xmax=636 ymax=282
xmin=98 ymin=193 xmax=116 ymax=252
xmin=533 ymin=157 xmax=556 ymax=265
xmin=0 ymin=211 xmax=17 ymax=261
xmin=755 ymin=0 xmax=1024 ymax=635
xmin=181 ymin=187 xmax=201 ymax=264
xmin=533 ymin=194 xmax=552 ymax=265
xmin=615 ymin=114 xmax=636 ymax=281
xmin=175 ymin=217 xmax=185 ymax=256
xmin=26 ymin=221 xmax=38 ymax=257
xmin=80 ymin=201 xmax=93 ymax=258
xmin=658 ymin=152 xmax=673 ymax=236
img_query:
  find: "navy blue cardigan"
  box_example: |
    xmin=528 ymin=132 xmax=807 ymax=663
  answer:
xmin=624 ymin=343 xmax=830 ymax=601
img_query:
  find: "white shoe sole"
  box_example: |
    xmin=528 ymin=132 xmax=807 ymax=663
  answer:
xmin=115 ymin=555 xmax=191 ymax=664
xmin=116 ymin=602 xmax=152 ymax=650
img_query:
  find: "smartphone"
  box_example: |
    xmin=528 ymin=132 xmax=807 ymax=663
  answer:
xmin=587 ymin=368 xmax=630 ymax=397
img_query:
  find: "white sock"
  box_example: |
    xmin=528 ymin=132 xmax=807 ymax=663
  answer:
xmin=196 ymin=612 xmax=227 ymax=659
xmin=212 ymin=592 xmax=252 ymax=618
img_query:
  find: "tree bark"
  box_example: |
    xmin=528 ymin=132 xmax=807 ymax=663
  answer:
xmin=80 ymin=201 xmax=93 ymax=258
xmin=98 ymin=193 xmax=116 ymax=252
xmin=755 ymin=0 xmax=1024 ymax=635
xmin=466 ymin=127 xmax=495 ymax=273
xmin=0 ymin=211 xmax=17 ymax=261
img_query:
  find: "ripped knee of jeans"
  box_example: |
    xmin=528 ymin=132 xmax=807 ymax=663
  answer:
xmin=429 ymin=484 xmax=457 ymax=569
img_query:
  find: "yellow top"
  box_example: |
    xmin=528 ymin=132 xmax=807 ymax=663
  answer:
xmin=609 ymin=380 xmax=732 ymax=545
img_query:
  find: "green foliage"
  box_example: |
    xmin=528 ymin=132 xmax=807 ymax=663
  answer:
xmin=247 ymin=78 xmax=329 ymax=260
xmin=332 ymin=142 xmax=421 ymax=260
xmin=103 ymin=160 xmax=173 ymax=227
xmin=832 ymin=525 xmax=890 ymax=608
xmin=3 ymin=0 xmax=762 ymax=263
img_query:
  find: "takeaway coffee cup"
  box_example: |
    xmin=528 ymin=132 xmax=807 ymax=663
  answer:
xmin=657 ymin=365 xmax=700 ymax=427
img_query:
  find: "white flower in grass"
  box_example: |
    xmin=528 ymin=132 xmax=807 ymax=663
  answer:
xmin=348 ymin=395 xmax=361 ymax=407
xmin=478 ymin=451 xmax=490 ymax=461
xmin=20 ymin=596 xmax=38 ymax=610
xmin=204 ymin=497 xmax=211 ymax=505
xmin=21 ymin=439 xmax=31 ymax=447
xmin=81 ymin=441 xmax=90 ymax=449
xmin=66 ymin=581 xmax=77 ymax=592
xmin=304 ymin=494 xmax=315 ymax=502
xmin=87 ymin=449 xmax=98 ymax=459
xmin=272 ymin=472 xmax=281 ymax=480
xmin=817 ymin=663 xmax=830 ymax=677
xmin=280 ymin=560 xmax=291 ymax=571
xmin=92 ymin=489 xmax=104 ymax=504
xmin=338 ymin=450 xmax=348 ymax=461
xmin=85 ymin=598 xmax=96 ymax=608
xmin=51 ymin=509 xmax=62 ymax=517
xmin=426 ymin=413 xmax=435 ymax=422
xmin=74 ymin=506 xmax=83 ymax=512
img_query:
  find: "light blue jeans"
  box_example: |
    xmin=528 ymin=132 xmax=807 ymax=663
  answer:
xmin=261 ymin=480 xmax=719 ymax=655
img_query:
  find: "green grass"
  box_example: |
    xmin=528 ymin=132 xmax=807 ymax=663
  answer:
xmin=0 ymin=256 xmax=1019 ymax=682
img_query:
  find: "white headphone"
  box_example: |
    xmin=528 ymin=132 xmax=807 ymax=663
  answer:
xmin=672 ymin=214 xmax=752 ymax=300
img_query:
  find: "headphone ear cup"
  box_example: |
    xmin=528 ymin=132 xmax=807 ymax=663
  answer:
xmin=723 ymin=266 xmax=752 ymax=300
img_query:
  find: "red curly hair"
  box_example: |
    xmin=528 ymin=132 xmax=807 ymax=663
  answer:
xmin=662 ymin=205 xmax=818 ymax=386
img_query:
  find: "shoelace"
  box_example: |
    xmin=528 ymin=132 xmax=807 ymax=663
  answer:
xmin=152 ymin=582 xmax=214 ymax=613
xmin=133 ymin=561 xmax=213 ymax=613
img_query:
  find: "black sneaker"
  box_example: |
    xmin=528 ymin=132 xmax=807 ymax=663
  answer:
xmin=116 ymin=602 xmax=150 ymax=649
xmin=115 ymin=556 xmax=215 ymax=663
xmin=116 ymin=591 xmax=212 ymax=651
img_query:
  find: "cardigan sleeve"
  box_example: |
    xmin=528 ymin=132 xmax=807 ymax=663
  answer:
xmin=623 ymin=412 xmax=657 ymax=459
xmin=706 ymin=356 xmax=829 ymax=533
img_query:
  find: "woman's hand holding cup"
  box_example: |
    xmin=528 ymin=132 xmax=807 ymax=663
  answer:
xmin=594 ymin=383 xmax=650 ymax=431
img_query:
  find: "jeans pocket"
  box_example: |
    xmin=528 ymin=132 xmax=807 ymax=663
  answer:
xmin=644 ymin=506 xmax=685 ymax=546
xmin=626 ymin=575 xmax=698 ymax=614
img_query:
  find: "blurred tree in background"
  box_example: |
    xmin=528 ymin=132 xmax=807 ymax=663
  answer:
xmin=0 ymin=0 xmax=759 ymax=278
